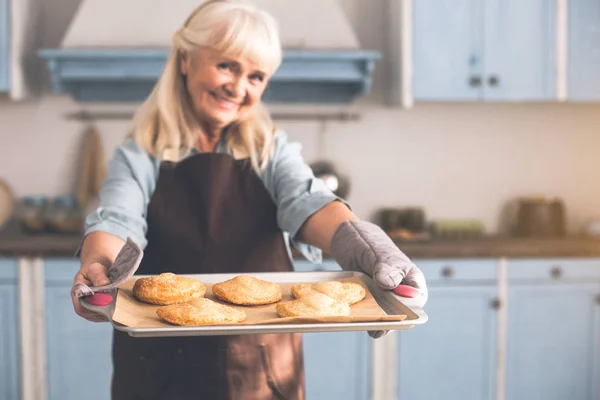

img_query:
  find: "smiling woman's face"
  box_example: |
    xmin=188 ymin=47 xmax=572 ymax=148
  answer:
xmin=180 ymin=47 xmax=270 ymax=129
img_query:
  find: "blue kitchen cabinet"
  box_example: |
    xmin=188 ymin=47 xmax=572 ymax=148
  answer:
xmin=396 ymin=259 xmax=499 ymax=400
xmin=413 ymin=0 xmax=555 ymax=101
xmin=303 ymin=331 xmax=371 ymax=400
xmin=413 ymin=0 xmax=483 ymax=101
xmin=293 ymin=259 xmax=372 ymax=400
xmin=0 ymin=0 xmax=9 ymax=92
xmin=44 ymin=259 xmax=113 ymax=400
xmin=506 ymin=259 xmax=600 ymax=400
xmin=0 ymin=258 xmax=19 ymax=400
xmin=568 ymin=0 xmax=600 ymax=101
xmin=482 ymin=0 xmax=556 ymax=101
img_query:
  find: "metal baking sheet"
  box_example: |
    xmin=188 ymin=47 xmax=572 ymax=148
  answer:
xmin=80 ymin=270 xmax=428 ymax=337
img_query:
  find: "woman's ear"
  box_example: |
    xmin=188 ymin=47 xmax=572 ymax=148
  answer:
xmin=180 ymin=51 xmax=190 ymax=76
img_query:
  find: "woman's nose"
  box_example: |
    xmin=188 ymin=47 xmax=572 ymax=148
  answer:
xmin=223 ymin=78 xmax=245 ymax=99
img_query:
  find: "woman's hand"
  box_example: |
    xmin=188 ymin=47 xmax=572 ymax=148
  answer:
xmin=298 ymin=201 xmax=428 ymax=302
xmin=71 ymin=232 xmax=126 ymax=322
xmin=298 ymin=202 xmax=428 ymax=338
xmin=330 ymin=220 xmax=428 ymax=302
xmin=329 ymin=219 xmax=428 ymax=339
xmin=71 ymin=262 xmax=112 ymax=322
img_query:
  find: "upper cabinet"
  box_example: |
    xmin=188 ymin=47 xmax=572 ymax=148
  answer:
xmin=0 ymin=0 xmax=9 ymax=92
xmin=412 ymin=0 xmax=483 ymax=101
xmin=482 ymin=0 xmax=556 ymax=101
xmin=412 ymin=0 xmax=556 ymax=102
xmin=568 ymin=0 xmax=600 ymax=101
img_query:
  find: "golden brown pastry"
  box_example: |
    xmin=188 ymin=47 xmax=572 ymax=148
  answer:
xmin=291 ymin=280 xmax=366 ymax=305
xmin=156 ymin=299 xmax=246 ymax=326
xmin=212 ymin=275 xmax=282 ymax=305
xmin=132 ymin=272 xmax=206 ymax=305
xmin=276 ymin=292 xmax=351 ymax=318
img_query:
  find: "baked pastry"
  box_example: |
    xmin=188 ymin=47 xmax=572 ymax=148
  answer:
xmin=132 ymin=272 xmax=206 ymax=305
xmin=291 ymin=280 xmax=366 ymax=305
xmin=212 ymin=275 xmax=282 ymax=305
xmin=156 ymin=299 xmax=246 ymax=326
xmin=276 ymin=292 xmax=351 ymax=318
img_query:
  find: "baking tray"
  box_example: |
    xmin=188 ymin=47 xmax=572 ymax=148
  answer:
xmin=80 ymin=270 xmax=428 ymax=337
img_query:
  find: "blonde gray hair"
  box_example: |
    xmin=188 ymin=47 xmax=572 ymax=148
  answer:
xmin=130 ymin=0 xmax=282 ymax=172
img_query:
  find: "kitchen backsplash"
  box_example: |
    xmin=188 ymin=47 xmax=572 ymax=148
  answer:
xmin=1 ymin=97 xmax=600 ymax=235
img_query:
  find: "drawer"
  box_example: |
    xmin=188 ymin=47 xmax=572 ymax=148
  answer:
xmin=508 ymin=258 xmax=600 ymax=281
xmin=413 ymin=259 xmax=499 ymax=283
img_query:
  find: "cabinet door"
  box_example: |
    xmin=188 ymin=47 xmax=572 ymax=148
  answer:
xmin=0 ymin=0 xmax=8 ymax=92
xmin=483 ymin=0 xmax=556 ymax=101
xmin=413 ymin=0 xmax=484 ymax=101
xmin=0 ymin=259 xmax=19 ymax=400
xmin=44 ymin=260 xmax=113 ymax=400
xmin=397 ymin=285 xmax=498 ymax=400
xmin=568 ymin=0 xmax=600 ymax=101
xmin=303 ymin=332 xmax=371 ymax=400
xmin=507 ymin=283 xmax=600 ymax=400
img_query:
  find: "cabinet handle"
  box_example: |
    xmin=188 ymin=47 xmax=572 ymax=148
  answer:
xmin=488 ymin=75 xmax=499 ymax=87
xmin=490 ymin=298 xmax=502 ymax=310
xmin=550 ymin=267 xmax=563 ymax=279
xmin=468 ymin=76 xmax=482 ymax=87
xmin=441 ymin=267 xmax=454 ymax=278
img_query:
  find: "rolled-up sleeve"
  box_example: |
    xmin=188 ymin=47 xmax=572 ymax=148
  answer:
xmin=81 ymin=138 xmax=158 ymax=251
xmin=261 ymin=131 xmax=350 ymax=263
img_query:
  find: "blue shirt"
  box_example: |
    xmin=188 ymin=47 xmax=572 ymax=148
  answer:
xmin=83 ymin=130 xmax=344 ymax=264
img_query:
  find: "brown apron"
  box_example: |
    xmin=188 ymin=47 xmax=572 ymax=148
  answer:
xmin=111 ymin=153 xmax=305 ymax=400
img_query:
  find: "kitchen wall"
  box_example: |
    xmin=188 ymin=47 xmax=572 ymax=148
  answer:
xmin=1 ymin=0 xmax=600 ymax=235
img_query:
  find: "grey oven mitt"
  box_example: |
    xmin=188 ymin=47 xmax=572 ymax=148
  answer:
xmin=71 ymin=238 xmax=144 ymax=298
xmin=330 ymin=220 xmax=428 ymax=339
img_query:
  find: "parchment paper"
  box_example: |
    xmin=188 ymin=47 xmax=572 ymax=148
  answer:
xmin=112 ymin=276 xmax=407 ymax=328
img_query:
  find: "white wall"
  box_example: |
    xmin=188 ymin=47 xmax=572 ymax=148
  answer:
xmin=1 ymin=0 xmax=600 ymax=235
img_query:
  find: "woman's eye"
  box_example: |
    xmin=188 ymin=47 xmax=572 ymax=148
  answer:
xmin=217 ymin=63 xmax=231 ymax=71
xmin=250 ymin=74 xmax=264 ymax=83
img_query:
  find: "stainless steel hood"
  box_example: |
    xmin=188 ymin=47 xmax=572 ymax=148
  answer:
xmin=39 ymin=0 xmax=380 ymax=104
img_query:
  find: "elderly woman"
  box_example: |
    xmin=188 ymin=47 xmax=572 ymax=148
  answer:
xmin=71 ymin=0 xmax=427 ymax=399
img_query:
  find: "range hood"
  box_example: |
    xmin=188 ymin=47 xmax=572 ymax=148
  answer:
xmin=39 ymin=0 xmax=380 ymax=104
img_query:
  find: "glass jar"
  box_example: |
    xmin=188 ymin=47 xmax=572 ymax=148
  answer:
xmin=19 ymin=195 xmax=48 ymax=233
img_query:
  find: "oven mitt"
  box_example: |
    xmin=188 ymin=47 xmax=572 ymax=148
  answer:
xmin=71 ymin=237 xmax=144 ymax=298
xmin=330 ymin=220 xmax=428 ymax=339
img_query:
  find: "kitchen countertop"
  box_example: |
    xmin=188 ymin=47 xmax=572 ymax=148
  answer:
xmin=395 ymin=236 xmax=600 ymax=259
xmin=0 ymin=220 xmax=83 ymax=258
xmin=2 ymin=219 xmax=600 ymax=259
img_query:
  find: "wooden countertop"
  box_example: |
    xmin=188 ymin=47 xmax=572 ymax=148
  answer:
xmin=2 ymin=219 xmax=600 ymax=259
xmin=0 ymin=220 xmax=83 ymax=258
xmin=395 ymin=236 xmax=600 ymax=259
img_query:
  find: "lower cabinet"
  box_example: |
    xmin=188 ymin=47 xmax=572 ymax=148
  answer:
xmin=44 ymin=259 xmax=113 ymax=400
xmin=396 ymin=258 xmax=499 ymax=400
xmin=303 ymin=331 xmax=371 ymax=400
xmin=23 ymin=255 xmax=600 ymax=400
xmin=0 ymin=258 xmax=19 ymax=400
xmin=506 ymin=259 xmax=600 ymax=400
xmin=397 ymin=285 xmax=498 ymax=400
xmin=396 ymin=258 xmax=600 ymax=400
